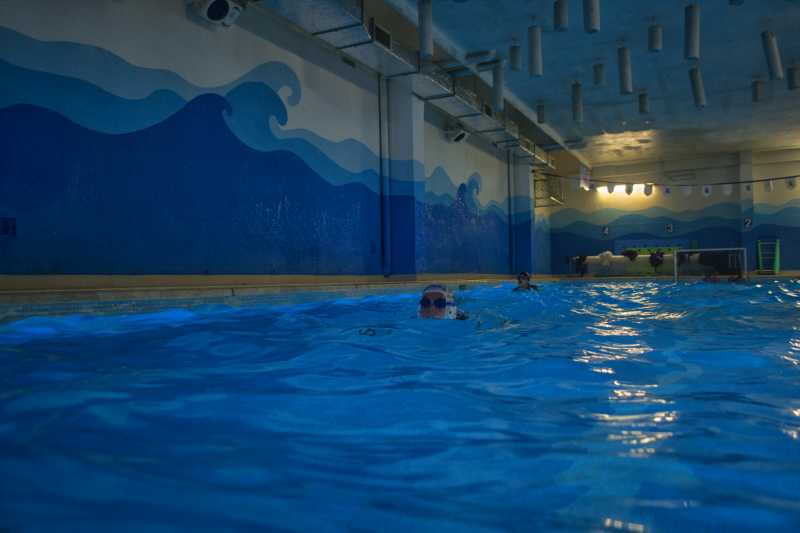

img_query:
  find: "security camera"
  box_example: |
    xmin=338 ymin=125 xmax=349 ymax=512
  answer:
xmin=445 ymin=127 xmax=470 ymax=144
xmin=191 ymin=0 xmax=244 ymax=27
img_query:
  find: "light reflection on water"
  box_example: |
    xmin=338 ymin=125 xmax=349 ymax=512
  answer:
xmin=0 ymin=280 xmax=799 ymax=531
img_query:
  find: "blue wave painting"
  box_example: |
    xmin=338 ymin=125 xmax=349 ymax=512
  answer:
xmin=0 ymin=28 xmax=520 ymax=275
xmin=549 ymin=202 xmax=747 ymax=273
xmin=0 ymin=98 xmax=382 ymax=274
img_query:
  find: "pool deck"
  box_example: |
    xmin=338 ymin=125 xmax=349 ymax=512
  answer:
xmin=1 ymin=273 xmax=798 ymax=322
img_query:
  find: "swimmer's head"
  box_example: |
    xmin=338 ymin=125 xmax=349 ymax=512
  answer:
xmin=516 ymin=271 xmax=531 ymax=288
xmin=418 ymin=284 xmax=456 ymax=319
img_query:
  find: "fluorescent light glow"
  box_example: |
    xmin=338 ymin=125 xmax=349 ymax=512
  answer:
xmin=597 ymin=183 xmax=649 ymax=197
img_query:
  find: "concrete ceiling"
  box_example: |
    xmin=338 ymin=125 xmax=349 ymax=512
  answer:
xmin=386 ymin=0 xmax=800 ymax=167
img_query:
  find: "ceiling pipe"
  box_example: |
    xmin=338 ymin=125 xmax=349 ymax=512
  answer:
xmin=684 ymin=4 xmax=700 ymax=60
xmin=509 ymin=40 xmax=522 ymax=71
xmin=593 ymin=63 xmax=605 ymax=86
xmin=690 ymin=66 xmax=706 ymax=108
xmin=648 ymin=24 xmax=663 ymax=52
xmin=554 ymin=0 xmax=568 ymax=31
xmin=618 ymin=46 xmax=633 ymax=94
xmin=583 ymin=0 xmax=600 ymax=33
xmin=752 ymin=79 xmax=765 ymax=102
xmin=639 ymin=92 xmax=649 ymax=114
xmin=572 ymin=81 xmax=584 ymax=123
xmin=528 ymin=25 xmax=543 ymax=76
xmin=418 ymin=0 xmax=433 ymax=61
xmin=537 ymin=103 xmax=546 ymax=124
xmin=762 ymin=31 xmax=784 ymax=80
xmin=492 ymin=60 xmax=505 ymax=113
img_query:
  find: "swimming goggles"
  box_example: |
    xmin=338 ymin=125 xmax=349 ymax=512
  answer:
xmin=419 ymin=297 xmax=450 ymax=309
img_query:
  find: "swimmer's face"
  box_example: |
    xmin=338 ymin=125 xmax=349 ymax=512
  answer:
xmin=517 ymin=275 xmax=530 ymax=289
xmin=419 ymin=290 xmax=448 ymax=319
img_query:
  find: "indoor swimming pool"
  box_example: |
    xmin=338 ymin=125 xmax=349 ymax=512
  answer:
xmin=1 ymin=281 xmax=799 ymax=531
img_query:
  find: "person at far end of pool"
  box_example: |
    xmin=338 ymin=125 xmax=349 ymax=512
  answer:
xmin=513 ymin=271 xmax=538 ymax=292
xmin=417 ymin=284 xmax=468 ymax=320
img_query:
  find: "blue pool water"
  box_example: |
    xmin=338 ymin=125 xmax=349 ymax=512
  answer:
xmin=1 ymin=281 xmax=799 ymax=532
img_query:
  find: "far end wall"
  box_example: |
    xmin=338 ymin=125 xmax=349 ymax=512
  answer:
xmin=547 ymin=152 xmax=800 ymax=274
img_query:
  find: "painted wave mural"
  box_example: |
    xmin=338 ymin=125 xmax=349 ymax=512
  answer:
xmin=549 ymin=204 xmax=744 ymax=274
xmin=549 ymin=199 xmax=800 ymax=273
xmin=0 ymin=27 xmax=518 ymax=275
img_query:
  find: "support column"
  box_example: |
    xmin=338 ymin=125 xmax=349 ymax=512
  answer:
xmin=738 ymin=151 xmax=756 ymax=272
xmin=510 ymin=156 xmax=535 ymax=274
xmin=384 ymin=75 xmax=426 ymax=276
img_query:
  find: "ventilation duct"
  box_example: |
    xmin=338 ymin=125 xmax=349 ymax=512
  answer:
xmin=583 ymin=0 xmax=600 ymax=33
xmin=554 ymin=0 xmax=568 ymax=31
xmin=684 ymin=4 xmax=700 ymax=60
xmin=762 ymin=31 xmax=784 ymax=80
xmin=572 ymin=82 xmax=584 ymax=123
xmin=648 ymin=25 xmax=662 ymax=52
xmin=529 ymin=25 xmax=543 ymax=76
xmin=618 ymin=47 xmax=633 ymax=94
xmin=593 ymin=63 xmax=605 ymax=86
xmin=689 ymin=66 xmax=706 ymax=108
xmin=418 ymin=0 xmax=433 ymax=61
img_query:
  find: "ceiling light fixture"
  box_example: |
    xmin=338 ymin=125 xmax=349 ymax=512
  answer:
xmin=492 ymin=60 xmax=505 ymax=112
xmin=554 ymin=0 xmax=569 ymax=31
xmin=572 ymin=81 xmax=584 ymax=123
xmin=752 ymin=79 xmax=765 ymax=102
xmin=584 ymin=0 xmax=600 ymax=33
xmin=529 ymin=25 xmax=543 ymax=76
xmin=762 ymin=31 xmax=784 ymax=80
xmin=684 ymin=4 xmax=700 ymax=60
xmin=788 ymin=66 xmax=799 ymax=91
xmin=509 ymin=38 xmax=522 ymax=71
xmin=648 ymin=24 xmax=663 ymax=52
xmin=418 ymin=0 xmax=433 ymax=61
xmin=618 ymin=46 xmax=633 ymax=94
xmin=639 ymin=92 xmax=649 ymax=114
xmin=690 ymin=66 xmax=706 ymax=108
xmin=593 ymin=63 xmax=606 ymax=86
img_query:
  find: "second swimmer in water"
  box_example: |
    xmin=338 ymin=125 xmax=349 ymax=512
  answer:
xmin=513 ymin=271 xmax=539 ymax=292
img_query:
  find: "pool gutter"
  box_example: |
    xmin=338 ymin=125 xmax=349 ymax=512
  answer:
xmin=1 ymin=273 xmax=797 ymax=322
